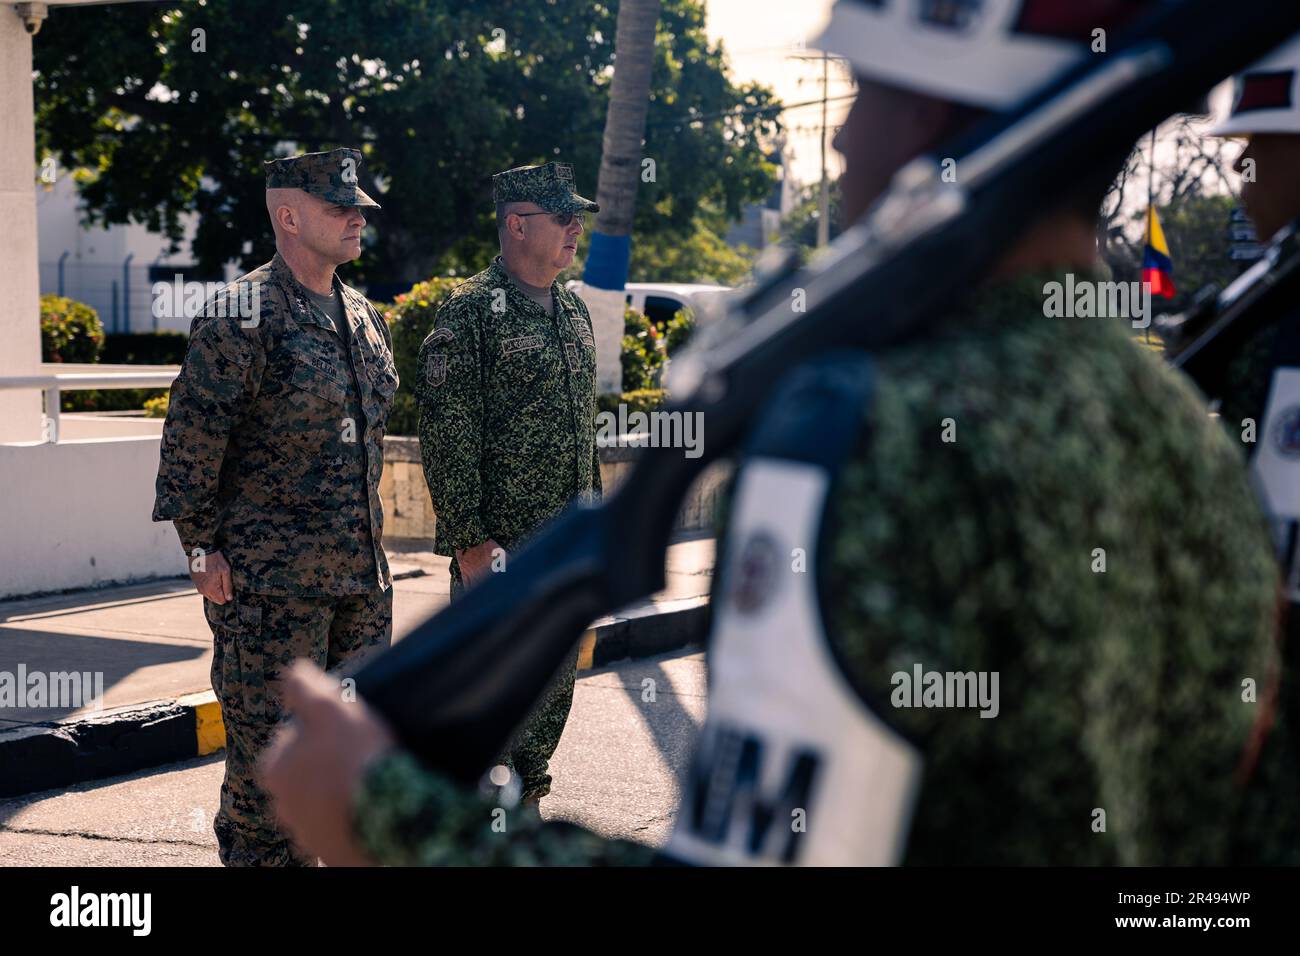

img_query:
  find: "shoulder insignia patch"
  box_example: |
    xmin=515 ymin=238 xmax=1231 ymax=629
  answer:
xmin=570 ymin=317 xmax=596 ymax=348
xmin=427 ymin=327 xmax=455 ymax=347
xmin=424 ymin=351 xmax=448 ymax=387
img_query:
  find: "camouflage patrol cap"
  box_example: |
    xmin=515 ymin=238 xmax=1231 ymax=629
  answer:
xmin=264 ymin=147 xmax=380 ymax=208
xmin=492 ymin=162 xmax=599 ymax=214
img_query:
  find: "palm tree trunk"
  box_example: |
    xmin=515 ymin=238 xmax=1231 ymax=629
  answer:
xmin=583 ymin=0 xmax=662 ymax=394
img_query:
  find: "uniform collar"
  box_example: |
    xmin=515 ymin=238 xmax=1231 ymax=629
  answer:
xmin=271 ymin=251 xmax=361 ymax=335
xmin=490 ymin=255 xmax=563 ymax=306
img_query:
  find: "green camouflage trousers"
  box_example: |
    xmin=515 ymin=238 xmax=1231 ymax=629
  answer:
xmin=205 ymin=588 xmax=392 ymax=866
xmin=450 ymin=562 xmax=577 ymax=802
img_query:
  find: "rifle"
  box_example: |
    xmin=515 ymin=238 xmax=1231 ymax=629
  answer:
xmin=355 ymin=0 xmax=1300 ymax=786
xmin=1161 ymin=223 xmax=1300 ymax=393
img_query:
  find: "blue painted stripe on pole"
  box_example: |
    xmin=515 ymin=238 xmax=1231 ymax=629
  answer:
xmin=583 ymin=232 xmax=631 ymax=290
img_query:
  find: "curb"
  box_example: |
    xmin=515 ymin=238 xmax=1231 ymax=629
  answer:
xmin=577 ymin=595 xmax=709 ymax=670
xmin=0 ymin=692 xmax=224 ymax=799
xmin=0 ymin=598 xmax=708 ymax=800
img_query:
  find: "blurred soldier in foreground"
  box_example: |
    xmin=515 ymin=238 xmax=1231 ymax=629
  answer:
xmin=263 ymin=3 xmax=1293 ymax=866
xmin=154 ymin=147 xmax=398 ymax=865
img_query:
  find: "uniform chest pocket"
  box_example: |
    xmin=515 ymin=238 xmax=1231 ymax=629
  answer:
xmin=274 ymin=354 xmax=351 ymax=453
xmin=288 ymin=355 xmax=348 ymax=405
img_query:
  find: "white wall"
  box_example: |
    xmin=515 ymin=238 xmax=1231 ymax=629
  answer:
xmin=0 ymin=436 xmax=187 ymax=598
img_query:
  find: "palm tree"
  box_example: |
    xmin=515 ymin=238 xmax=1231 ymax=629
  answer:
xmin=582 ymin=0 xmax=662 ymax=394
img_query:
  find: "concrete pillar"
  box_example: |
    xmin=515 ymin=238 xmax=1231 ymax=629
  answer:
xmin=0 ymin=8 xmax=44 ymax=443
xmin=582 ymin=285 xmax=627 ymax=394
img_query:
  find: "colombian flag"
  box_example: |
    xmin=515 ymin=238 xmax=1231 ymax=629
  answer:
xmin=1142 ymin=206 xmax=1175 ymax=299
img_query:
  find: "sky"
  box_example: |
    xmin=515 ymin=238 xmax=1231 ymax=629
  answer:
xmin=702 ymin=0 xmax=851 ymax=193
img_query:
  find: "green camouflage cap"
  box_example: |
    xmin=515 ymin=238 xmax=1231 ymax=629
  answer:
xmin=264 ymin=147 xmax=380 ymax=208
xmin=492 ymin=162 xmax=599 ymax=214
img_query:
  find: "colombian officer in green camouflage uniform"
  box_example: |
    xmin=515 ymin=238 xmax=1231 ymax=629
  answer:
xmin=261 ymin=1 xmax=1297 ymax=866
xmin=154 ymin=148 xmax=399 ymax=866
xmin=415 ymin=162 xmax=602 ymax=803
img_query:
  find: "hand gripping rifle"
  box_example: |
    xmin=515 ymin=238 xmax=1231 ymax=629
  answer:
xmin=355 ymin=0 xmax=1300 ymax=786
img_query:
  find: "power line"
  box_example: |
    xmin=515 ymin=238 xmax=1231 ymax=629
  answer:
xmin=648 ymin=93 xmax=855 ymax=129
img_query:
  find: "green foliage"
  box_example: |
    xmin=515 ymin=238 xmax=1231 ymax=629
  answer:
xmin=624 ymin=219 xmax=756 ymax=285
xmin=40 ymin=293 xmax=104 ymax=364
xmin=143 ymin=393 xmax=171 ymax=418
xmin=664 ymin=307 xmax=695 ymax=355
xmin=621 ymin=305 xmax=667 ymax=392
xmin=381 ymin=277 xmax=464 ymax=436
xmin=597 ymin=388 xmax=667 ymax=416
xmin=61 ymin=388 xmax=168 ymax=413
xmin=779 ymin=178 xmax=845 ymax=264
xmin=1153 ymin=193 xmax=1242 ymax=312
xmin=102 ymin=331 xmax=189 ymax=365
xmin=620 ymin=303 xmax=696 ymax=391
xmin=34 ymin=0 xmax=781 ymax=286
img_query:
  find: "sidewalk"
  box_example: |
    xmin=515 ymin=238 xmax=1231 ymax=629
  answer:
xmin=0 ymin=534 xmax=714 ymax=796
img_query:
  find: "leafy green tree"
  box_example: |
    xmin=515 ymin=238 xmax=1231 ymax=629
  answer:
xmin=33 ymin=0 xmax=780 ymax=286
xmin=1155 ymin=194 xmax=1243 ymax=308
xmin=626 ymin=217 xmax=756 ymax=285
xmin=1099 ymin=114 xmax=1243 ymax=312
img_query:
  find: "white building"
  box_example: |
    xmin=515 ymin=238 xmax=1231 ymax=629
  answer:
xmin=36 ymin=173 xmax=237 ymax=335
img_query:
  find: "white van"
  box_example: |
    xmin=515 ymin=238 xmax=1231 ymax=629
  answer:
xmin=565 ymin=280 xmax=731 ymax=326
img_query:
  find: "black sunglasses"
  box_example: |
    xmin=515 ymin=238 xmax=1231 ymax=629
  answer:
xmin=513 ymin=210 xmax=587 ymax=227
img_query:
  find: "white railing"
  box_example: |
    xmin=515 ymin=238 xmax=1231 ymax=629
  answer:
xmin=0 ymin=371 xmax=178 ymax=443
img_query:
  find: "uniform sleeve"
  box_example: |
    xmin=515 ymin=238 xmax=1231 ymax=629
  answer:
xmin=371 ymin=301 xmax=396 ymax=356
xmin=152 ymin=307 xmax=261 ymax=555
xmin=418 ymin=300 xmax=489 ymax=552
xmin=351 ymin=749 xmax=656 ymax=866
xmin=578 ymin=296 xmax=602 ymax=502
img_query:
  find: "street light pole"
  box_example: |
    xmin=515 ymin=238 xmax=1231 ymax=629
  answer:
xmin=818 ymin=52 xmax=830 ymax=248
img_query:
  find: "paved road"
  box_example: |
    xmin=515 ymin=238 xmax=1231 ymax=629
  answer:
xmin=0 ymin=649 xmax=707 ymax=865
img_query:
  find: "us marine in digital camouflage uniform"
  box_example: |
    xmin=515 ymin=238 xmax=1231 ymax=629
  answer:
xmin=262 ymin=1 xmax=1298 ymax=867
xmin=153 ymin=148 xmax=399 ymax=866
xmin=416 ymin=162 xmax=602 ymax=803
